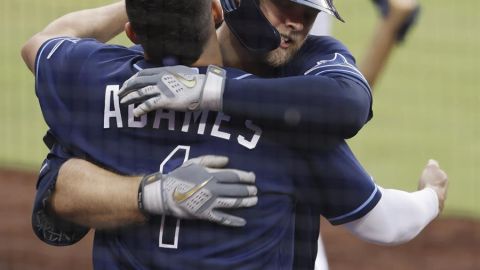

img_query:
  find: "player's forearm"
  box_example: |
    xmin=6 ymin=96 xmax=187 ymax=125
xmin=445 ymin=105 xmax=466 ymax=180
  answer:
xmin=50 ymin=158 xmax=146 ymax=229
xmin=223 ymin=76 xmax=371 ymax=140
xmin=359 ymin=21 xmax=397 ymax=88
xmin=344 ymin=186 xmax=439 ymax=245
xmin=359 ymin=17 xmax=400 ymax=88
xmin=360 ymin=1 xmax=420 ymax=88
xmin=40 ymin=1 xmax=127 ymax=42
xmin=21 ymin=1 xmax=127 ymax=72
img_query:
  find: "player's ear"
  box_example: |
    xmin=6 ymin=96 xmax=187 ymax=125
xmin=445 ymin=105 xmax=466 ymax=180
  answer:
xmin=212 ymin=0 xmax=224 ymax=27
xmin=125 ymin=22 xmax=140 ymax=44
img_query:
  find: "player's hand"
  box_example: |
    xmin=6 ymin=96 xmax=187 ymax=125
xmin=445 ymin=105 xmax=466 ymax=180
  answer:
xmin=418 ymin=159 xmax=448 ymax=212
xmin=372 ymin=0 xmax=421 ymax=42
xmin=139 ymin=155 xmax=257 ymax=227
xmin=118 ymin=65 xmax=226 ymax=117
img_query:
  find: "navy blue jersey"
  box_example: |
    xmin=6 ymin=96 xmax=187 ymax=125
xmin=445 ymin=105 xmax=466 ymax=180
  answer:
xmin=33 ymin=37 xmax=380 ymax=270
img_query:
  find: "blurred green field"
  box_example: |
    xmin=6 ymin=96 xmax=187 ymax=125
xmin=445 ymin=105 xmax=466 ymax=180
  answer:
xmin=1 ymin=0 xmax=479 ymax=217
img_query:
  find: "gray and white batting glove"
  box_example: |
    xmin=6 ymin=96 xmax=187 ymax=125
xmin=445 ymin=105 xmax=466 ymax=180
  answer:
xmin=138 ymin=155 xmax=257 ymax=227
xmin=118 ymin=65 xmax=226 ymax=117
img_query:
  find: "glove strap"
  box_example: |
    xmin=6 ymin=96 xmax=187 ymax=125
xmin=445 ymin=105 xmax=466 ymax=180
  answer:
xmin=200 ymin=65 xmax=227 ymax=111
xmin=138 ymin=173 xmax=156 ymax=220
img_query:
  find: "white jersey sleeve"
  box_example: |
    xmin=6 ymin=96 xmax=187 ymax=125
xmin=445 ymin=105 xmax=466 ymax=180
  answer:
xmin=343 ymin=186 xmax=439 ymax=245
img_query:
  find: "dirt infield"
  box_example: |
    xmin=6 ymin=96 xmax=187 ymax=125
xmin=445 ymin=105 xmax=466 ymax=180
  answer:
xmin=1 ymin=168 xmax=479 ymax=270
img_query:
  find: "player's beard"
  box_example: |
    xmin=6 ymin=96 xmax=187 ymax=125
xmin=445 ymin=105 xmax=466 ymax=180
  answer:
xmin=264 ymin=31 xmax=305 ymax=67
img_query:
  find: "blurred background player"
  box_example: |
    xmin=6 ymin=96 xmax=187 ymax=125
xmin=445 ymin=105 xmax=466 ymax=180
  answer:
xmin=361 ymin=0 xmax=420 ymax=88
xmin=311 ymin=0 xmax=420 ymax=88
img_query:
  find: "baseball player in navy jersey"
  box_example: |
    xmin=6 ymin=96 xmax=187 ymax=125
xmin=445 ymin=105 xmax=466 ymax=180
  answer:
xmin=106 ymin=1 xmax=446 ymax=266
xmin=116 ymin=2 xmax=434 ymax=269
xmin=22 ymin=0 xmax=448 ymax=269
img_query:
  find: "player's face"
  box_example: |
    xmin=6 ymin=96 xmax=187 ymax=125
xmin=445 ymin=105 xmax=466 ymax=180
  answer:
xmin=259 ymin=0 xmax=318 ymax=67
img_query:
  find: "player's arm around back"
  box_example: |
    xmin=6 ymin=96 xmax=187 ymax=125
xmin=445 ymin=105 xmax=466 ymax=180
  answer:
xmin=46 ymin=155 xmax=257 ymax=230
xmin=118 ymin=66 xmax=372 ymax=140
xmin=222 ymin=75 xmax=372 ymax=139
xmin=21 ymin=1 xmax=127 ymax=72
xmin=343 ymin=160 xmax=448 ymax=245
xmin=51 ymin=158 xmax=146 ymax=229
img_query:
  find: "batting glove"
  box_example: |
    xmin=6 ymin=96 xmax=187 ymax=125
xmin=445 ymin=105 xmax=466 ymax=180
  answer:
xmin=118 ymin=65 xmax=227 ymax=117
xmin=138 ymin=155 xmax=257 ymax=227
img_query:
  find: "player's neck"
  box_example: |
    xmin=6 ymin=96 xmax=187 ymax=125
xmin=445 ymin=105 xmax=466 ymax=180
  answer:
xmin=217 ymin=24 xmax=272 ymax=76
xmin=217 ymin=25 xmax=253 ymax=70
xmin=192 ymin=31 xmax=223 ymax=67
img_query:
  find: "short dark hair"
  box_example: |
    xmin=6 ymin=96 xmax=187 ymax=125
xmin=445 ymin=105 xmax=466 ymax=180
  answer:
xmin=126 ymin=0 xmax=212 ymax=65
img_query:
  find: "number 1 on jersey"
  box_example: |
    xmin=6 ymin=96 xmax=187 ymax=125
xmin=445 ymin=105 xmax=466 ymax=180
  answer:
xmin=158 ymin=145 xmax=190 ymax=249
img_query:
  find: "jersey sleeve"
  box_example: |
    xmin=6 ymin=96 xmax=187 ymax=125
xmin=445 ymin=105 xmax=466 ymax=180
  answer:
xmin=32 ymin=38 xmax=104 ymax=245
xmin=305 ymin=141 xmax=382 ymax=225
xmin=32 ymin=144 xmax=89 ymax=246
xmin=222 ymin=37 xmax=372 ymax=146
xmin=288 ymin=36 xmax=371 ymax=92
xmin=34 ymin=37 xmax=111 ymax=151
xmin=223 ymin=74 xmax=371 ymax=146
xmin=34 ymin=37 xmax=105 ymax=83
xmin=288 ymin=36 xmax=373 ymax=122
